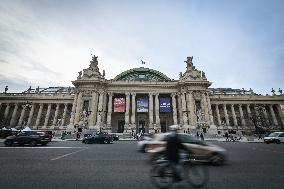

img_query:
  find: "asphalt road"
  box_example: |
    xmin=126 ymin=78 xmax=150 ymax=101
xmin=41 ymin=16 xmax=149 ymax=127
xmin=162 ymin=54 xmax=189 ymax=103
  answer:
xmin=0 ymin=140 xmax=283 ymax=189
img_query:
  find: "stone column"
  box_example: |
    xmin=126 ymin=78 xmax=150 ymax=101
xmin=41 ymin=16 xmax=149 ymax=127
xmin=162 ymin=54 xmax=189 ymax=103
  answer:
xmin=89 ymin=91 xmax=98 ymax=126
xmin=74 ymin=92 xmax=83 ymax=125
xmin=106 ymin=92 xmax=113 ymax=128
xmin=223 ymin=104 xmax=229 ymax=126
xmin=35 ymin=104 xmax=43 ymax=127
xmin=231 ymin=104 xmax=238 ymax=126
xmin=206 ymin=93 xmax=214 ymax=125
xmin=18 ymin=105 xmax=26 ymax=127
xmin=155 ymin=93 xmax=160 ymax=127
xmin=69 ymin=93 xmax=78 ymax=126
xmin=131 ymin=93 xmax=136 ymax=127
xmin=187 ymin=92 xmax=196 ymax=126
xmin=10 ymin=104 xmax=19 ymax=127
xmin=238 ymin=104 xmax=246 ymax=126
xmin=96 ymin=91 xmax=104 ymax=126
xmin=124 ymin=92 xmax=130 ymax=131
xmin=44 ymin=104 xmax=52 ymax=127
xmin=177 ymin=93 xmax=183 ymax=124
xmin=215 ymin=104 xmax=221 ymax=126
xmin=52 ymin=104 xmax=60 ymax=126
xmin=246 ymin=104 xmax=252 ymax=126
xmin=262 ymin=105 xmax=269 ymax=125
xmin=4 ymin=104 xmax=11 ymax=119
xmin=149 ymin=93 xmax=154 ymax=128
xmin=27 ymin=104 xmax=35 ymax=127
xmin=102 ymin=92 xmax=108 ymax=126
xmin=201 ymin=93 xmax=210 ymax=124
xmin=181 ymin=93 xmax=188 ymax=125
xmin=269 ymin=104 xmax=278 ymax=126
xmin=61 ymin=103 xmax=68 ymax=126
xmin=171 ymin=93 xmax=178 ymax=125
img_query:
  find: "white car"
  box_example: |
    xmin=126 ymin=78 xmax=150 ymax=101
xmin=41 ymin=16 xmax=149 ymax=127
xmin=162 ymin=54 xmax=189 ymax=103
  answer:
xmin=264 ymin=132 xmax=284 ymax=144
xmin=146 ymin=133 xmax=227 ymax=165
xmin=137 ymin=134 xmax=154 ymax=152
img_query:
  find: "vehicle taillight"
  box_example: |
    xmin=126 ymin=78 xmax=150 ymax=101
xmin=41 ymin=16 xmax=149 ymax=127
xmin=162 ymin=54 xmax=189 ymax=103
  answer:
xmin=148 ymin=144 xmax=162 ymax=150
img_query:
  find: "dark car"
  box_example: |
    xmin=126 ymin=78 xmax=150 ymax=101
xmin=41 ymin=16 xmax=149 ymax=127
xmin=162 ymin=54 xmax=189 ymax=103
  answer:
xmin=109 ymin=133 xmax=119 ymax=141
xmin=36 ymin=131 xmax=52 ymax=142
xmin=4 ymin=131 xmax=50 ymax=146
xmin=82 ymin=132 xmax=113 ymax=144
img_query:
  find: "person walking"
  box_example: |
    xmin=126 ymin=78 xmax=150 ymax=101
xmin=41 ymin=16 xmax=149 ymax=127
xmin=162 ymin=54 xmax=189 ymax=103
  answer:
xmin=200 ymin=133 xmax=204 ymax=141
xmin=225 ymin=132 xmax=229 ymax=141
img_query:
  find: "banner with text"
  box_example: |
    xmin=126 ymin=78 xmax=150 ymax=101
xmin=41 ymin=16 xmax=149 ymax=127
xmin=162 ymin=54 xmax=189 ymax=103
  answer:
xmin=160 ymin=97 xmax=171 ymax=112
xmin=137 ymin=97 xmax=148 ymax=112
xmin=114 ymin=97 xmax=125 ymax=112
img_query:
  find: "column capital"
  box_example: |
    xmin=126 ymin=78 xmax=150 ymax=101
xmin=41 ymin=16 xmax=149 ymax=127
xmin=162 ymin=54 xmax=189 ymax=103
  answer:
xmin=107 ymin=92 xmax=113 ymax=96
xmin=125 ymin=92 xmax=130 ymax=96
xmin=149 ymin=92 xmax=154 ymax=96
xmin=131 ymin=92 xmax=136 ymax=96
xmin=154 ymin=92 xmax=159 ymax=96
xmin=171 ymin=93 xmax=177 ymax=97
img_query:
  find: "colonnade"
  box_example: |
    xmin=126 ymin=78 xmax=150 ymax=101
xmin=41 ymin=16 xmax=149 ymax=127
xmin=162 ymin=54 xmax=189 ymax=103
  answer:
xmin=70 ymin=91 xmax=215 ymax=132
xmin=0 ymin=102 xmax=71 ymax=129
xmin=211 ymin=103 xmax=280 ymax=128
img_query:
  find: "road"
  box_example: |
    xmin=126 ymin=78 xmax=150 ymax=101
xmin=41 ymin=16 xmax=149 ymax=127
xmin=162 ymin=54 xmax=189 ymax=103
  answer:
xmin=0 ymin=140 xmax=283 ymax=189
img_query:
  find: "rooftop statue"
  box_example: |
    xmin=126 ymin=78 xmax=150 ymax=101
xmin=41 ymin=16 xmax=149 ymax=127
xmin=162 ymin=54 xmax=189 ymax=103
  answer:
xmin=185 ymin=56 xmax=194 ymax=69
xmin=90 ymin=55 xmax=99 ymax=69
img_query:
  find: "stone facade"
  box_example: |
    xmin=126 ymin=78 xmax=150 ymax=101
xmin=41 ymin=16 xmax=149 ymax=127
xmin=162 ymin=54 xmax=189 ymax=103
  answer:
xmin=0 ymin=55 xmax=283 ymax=134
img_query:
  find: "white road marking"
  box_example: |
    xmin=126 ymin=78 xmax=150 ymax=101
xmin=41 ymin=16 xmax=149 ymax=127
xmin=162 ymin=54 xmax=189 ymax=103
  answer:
xmin=0 ymin=147 xmax=87 ymax=149
xmin=50 ymin=148 xmax=88 ymax=161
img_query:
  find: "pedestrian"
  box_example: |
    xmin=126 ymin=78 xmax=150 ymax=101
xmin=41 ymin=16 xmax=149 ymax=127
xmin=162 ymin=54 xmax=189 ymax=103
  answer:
xmin=196 ymin=132 xmax=199 ymax=139
xmin=76 ymin=132 xmax=80 ymax=141
xmin=200 ymin=133 xmax=204 ymax=141
xmin=225 ymin=132 xmax=229 ymax=141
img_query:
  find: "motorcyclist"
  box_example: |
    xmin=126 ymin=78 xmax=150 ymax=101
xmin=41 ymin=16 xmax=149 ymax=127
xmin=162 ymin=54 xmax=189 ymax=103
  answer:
xmin=165 ymin=125 xmax=188 ymax=181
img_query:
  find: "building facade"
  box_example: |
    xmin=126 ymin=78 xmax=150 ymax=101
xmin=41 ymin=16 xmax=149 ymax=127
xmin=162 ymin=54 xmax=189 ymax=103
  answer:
xmin=0 ymin=55 xmax=283 ymax=134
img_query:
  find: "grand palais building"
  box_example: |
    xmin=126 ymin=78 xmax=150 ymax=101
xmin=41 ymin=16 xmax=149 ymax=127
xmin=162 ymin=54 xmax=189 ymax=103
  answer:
xmin=0 ymin=55 xmax=283 ymax=135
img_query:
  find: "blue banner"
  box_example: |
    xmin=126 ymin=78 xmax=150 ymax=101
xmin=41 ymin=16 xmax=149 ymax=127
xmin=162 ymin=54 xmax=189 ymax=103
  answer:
xmin=137 ymin=97 xmax=148 ymax=112
xmin=160 ymin=98 xmax=171 ymax=112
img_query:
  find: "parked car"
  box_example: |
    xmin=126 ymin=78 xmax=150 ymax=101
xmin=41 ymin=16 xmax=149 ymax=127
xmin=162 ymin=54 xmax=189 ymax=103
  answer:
xmin=137 ymin=133 xmax=154 ymax=152
xmin=146 ymin=132 xmax=227 ymax=165
xmin=264 ymin=132 xmax=284 ymax=144
xmin=4 ymin=131 xmax=50 ymax=146
xmin=82 ymin=132 xmax=114 ymax=144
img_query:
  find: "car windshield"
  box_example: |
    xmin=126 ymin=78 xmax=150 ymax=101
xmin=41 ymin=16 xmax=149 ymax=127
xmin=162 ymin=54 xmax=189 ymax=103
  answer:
xmin=268 ymin=133 xmax=279 ymax=137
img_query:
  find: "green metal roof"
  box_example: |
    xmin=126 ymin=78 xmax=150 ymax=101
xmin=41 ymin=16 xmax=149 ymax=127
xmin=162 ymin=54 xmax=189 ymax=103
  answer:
xmin=113 ymin=67 xmax=171 ymax=81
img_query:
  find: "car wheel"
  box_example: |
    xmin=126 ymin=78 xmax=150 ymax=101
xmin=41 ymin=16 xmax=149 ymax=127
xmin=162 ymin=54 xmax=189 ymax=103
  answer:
xmin=276 ymin=140 xmax=281 ymax=144
xmin=5 ymin=140 xmax=13 ymax=146
xmin=210 ymin=154 xmax=225 ymax=166
xmin=30 ymin=141 xmax=37 ymax=147
xmin=103 ymin=139 xmax=108 ymax=144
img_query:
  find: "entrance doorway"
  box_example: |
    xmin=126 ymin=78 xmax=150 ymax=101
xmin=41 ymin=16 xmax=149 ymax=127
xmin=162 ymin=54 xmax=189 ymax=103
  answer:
xmin=117 ymin=120 xmax=125 ymax=133
xmin=138 ymin=120 xmax=145 ymax=133
xmin=161 ymin=120 xmax=167 ymax=133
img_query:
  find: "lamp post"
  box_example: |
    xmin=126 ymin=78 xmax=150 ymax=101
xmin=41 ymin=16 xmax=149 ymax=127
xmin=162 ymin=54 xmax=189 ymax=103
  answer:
xmin=22 ymin=101 xmax=32 ymax=130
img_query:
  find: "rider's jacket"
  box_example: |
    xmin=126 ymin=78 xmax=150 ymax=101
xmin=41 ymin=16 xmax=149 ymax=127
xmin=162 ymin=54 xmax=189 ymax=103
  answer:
xmin=165 ymin=132 xmax=187 ymax=163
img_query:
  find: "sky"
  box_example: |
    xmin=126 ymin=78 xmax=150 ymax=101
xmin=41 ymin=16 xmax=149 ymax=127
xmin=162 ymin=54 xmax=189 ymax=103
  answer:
xmin=0 ymin=0 xmax=283 ymax=95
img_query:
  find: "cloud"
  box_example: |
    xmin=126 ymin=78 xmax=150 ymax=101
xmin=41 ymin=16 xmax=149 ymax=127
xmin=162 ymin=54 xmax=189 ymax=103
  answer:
xmin=0 ymin=0 xmax=283 ymax=95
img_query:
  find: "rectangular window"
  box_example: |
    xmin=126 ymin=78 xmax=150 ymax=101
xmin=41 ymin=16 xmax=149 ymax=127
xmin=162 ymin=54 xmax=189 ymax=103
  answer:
xmin=83 ymin=100 xmax=90 ymax=112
